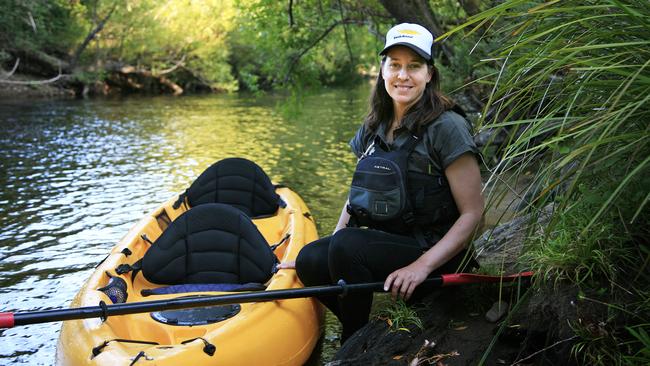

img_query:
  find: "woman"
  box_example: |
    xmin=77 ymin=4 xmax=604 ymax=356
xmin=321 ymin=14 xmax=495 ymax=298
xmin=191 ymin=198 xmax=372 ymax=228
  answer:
xmin=278 ymin=23 xmax=483 ymax=343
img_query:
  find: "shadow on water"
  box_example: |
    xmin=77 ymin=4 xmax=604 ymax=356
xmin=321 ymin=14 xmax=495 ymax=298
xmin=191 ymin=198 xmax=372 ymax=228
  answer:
xmin=0 ymin=85 xmax=371 ymax=365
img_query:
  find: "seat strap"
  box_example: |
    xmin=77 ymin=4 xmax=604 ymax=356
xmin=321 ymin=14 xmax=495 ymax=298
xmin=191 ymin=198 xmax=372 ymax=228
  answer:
xmin=92 ymin=338 xmax=159 ymax=358
xmin=269 ymin=233 xmax=291 ymax=251
xmin=172 ymin=189 xmax=188 ymax=209
xmin=412 ymin=226 xmax=430 ymax=251
xmin=114 ymin=259 xmax=143 ymax=284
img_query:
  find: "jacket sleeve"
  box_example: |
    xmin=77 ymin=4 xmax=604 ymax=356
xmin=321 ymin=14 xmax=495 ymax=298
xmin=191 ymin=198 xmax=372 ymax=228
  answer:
xmin=430 ymin=112 xmax=479 ymax=169
xmin=349 ymin=124 xmax=368 ymax=159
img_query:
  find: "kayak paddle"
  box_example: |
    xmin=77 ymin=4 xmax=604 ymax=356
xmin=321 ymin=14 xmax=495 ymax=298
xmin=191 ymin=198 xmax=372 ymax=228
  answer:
xmin=0 ymin=271 xmax=533 ymax=328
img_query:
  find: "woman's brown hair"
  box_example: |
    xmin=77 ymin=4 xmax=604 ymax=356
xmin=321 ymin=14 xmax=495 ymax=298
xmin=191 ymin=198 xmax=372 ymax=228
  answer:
xmin=364 ymin=56 xmax=454 ymax=135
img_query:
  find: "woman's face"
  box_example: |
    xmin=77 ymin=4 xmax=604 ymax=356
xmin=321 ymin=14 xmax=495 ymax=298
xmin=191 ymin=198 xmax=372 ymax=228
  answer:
xmin=382 ymin=46 xmax=433 ymax=114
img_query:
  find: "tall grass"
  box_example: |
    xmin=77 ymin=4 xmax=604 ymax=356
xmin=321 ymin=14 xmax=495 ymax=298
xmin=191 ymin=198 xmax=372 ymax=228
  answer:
xmin=442 ymin=1 xmax=649 ymax=363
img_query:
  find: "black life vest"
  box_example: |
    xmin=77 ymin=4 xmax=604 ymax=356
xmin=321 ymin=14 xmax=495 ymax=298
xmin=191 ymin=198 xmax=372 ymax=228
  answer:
xmin=347 ymin=131 xmax=459 ymax=246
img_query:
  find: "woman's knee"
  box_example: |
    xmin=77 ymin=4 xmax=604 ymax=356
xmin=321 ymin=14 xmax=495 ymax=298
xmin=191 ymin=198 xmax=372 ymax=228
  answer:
xmin=295 ymin=240 xmax=330 ymax=285
xmin=296 ymin=245 xmax=320 ymax=271
xmin=328 ymin=228 xmax=369 ymax=260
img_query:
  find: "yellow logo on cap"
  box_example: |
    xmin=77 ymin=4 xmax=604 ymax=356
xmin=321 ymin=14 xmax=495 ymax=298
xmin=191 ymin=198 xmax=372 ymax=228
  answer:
xmin=398 ymin=29 xmax=420 ymax=35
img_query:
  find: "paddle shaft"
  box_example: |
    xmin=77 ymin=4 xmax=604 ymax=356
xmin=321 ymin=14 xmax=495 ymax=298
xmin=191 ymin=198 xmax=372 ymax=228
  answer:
xmin=0 ymin=272 xmax=532 ymax=328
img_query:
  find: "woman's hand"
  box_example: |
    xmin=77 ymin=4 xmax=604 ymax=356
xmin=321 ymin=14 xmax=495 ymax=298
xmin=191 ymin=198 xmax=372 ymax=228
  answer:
xmin=383 ymin=261 xmax=430 ymax=301
xmin=276 ymin=261 xmax=296 ymax=270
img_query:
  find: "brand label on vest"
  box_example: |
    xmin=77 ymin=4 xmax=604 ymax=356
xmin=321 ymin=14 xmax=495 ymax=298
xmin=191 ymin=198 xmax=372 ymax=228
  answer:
xmin=373 ymin=165 xmax=392 ymax=171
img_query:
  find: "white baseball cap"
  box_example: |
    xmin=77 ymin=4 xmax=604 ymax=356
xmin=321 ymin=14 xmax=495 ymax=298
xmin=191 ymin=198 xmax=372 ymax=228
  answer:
xmin=380 ymin=23 xmax=434 ymax=62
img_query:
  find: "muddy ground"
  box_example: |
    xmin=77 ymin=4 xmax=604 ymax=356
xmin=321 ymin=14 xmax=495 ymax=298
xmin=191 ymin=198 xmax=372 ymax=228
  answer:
xmin=327 ymin=283 xmax=583 ymax=366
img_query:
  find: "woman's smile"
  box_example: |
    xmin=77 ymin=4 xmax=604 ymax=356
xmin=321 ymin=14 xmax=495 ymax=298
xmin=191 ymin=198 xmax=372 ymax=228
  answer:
xmin=395 ymin=84 xmax=413 ymax=90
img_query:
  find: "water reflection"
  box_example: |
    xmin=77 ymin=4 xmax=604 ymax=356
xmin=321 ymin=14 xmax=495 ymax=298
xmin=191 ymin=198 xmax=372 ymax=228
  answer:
xmin=0 ymin=86 xmax=369 ymax=365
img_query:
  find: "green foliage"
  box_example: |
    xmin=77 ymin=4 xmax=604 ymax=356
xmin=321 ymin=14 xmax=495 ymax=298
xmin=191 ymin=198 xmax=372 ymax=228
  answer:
xmin=0 ymin=0 xmax=87 ymax=54
xmin=88 ymin=0 xmax=237 ymax=90
xmin=624 ymin=325 xmax=650 ymax=365
xmin=435 ymin=37 xmax=493 ymax=94
xmin=523 ymin=182 xmax=640 ymax=286
xmin=230 ymin=0 xmax=385 ymax=90
xmin=571 ymin=312 xmax=650 ymax=365
xmin=444 ymin=0 xmax=649 ymax=362
xmin=1 ymin=0 xmax=489 ymax=92
xmin=74 ymin=0 xmax=389 ymax=91
xmin=378 ymin=299 xmax=424 ymax=332
xmin=443 ymin=0 xmax=649 ymax=282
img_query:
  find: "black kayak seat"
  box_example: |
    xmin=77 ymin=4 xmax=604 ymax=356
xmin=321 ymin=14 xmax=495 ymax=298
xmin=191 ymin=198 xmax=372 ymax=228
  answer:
xmin=142 ymin=203 xmax=277 ymax=286
xmin=174 ymin=157 xmax=284 ymax=218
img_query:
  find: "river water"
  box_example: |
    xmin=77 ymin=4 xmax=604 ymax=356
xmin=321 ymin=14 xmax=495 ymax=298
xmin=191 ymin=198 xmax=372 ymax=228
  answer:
xmin=0 ymin=86 xmax=372 ymax=365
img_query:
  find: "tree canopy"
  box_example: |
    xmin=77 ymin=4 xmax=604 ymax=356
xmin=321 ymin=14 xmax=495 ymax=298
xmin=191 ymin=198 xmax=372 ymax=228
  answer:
xmin=0 ymin=0 xmax=480 ymax=92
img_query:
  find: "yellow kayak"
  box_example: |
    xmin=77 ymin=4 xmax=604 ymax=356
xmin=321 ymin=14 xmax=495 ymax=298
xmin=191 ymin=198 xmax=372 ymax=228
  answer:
xmin=56 ymin=158 xmax=323 ymax=365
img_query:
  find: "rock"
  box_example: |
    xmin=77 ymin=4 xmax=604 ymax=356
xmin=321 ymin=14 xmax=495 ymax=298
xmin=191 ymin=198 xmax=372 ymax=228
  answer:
xmin=485 ymin=300 xmax=509 ymax=323
xmin=473 ymin=204 xmax=553 ymax=273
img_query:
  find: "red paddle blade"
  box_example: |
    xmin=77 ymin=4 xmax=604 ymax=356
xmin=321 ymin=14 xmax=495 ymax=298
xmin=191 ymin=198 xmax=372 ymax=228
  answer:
xmin=440 ymin=271 xmax=534 ymax=286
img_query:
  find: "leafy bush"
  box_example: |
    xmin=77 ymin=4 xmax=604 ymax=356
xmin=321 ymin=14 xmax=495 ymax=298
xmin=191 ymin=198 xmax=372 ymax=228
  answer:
xmin=0 ymin=0 xmax=87 ymax=55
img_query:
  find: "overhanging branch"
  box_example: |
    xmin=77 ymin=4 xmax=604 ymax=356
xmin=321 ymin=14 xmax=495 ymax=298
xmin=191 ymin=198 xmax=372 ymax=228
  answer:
xmin=70 ymin=3 xmax=117 ymax=69
xmin=0 ymin=63 xmax=66 ymax=85
xmin=283 ymin=19 xmax=365 ymax=84
xmin=0 ymin=58 xmax=20 ymax=79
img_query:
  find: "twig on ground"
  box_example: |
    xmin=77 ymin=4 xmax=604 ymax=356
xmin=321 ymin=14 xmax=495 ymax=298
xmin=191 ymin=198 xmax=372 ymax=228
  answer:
xmin=511 ymin=335 xmax=578 ymax=365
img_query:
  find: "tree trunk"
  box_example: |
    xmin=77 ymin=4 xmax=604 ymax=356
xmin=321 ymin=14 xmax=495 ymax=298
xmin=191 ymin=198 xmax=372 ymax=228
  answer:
xmin=12 ymin=48 xmax=70 ymax=76
xmin=458 ymin=0 xmax=481 ymax=16
xmin=104 ymin=63 xmax=184 ymax=95
xmin=70 ymin=4 xmax=117 ymax=70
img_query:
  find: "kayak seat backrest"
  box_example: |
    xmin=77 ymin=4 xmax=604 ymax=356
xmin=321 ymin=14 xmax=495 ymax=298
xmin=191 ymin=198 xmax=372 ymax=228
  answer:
xmin=179 ymin=157 xmax=283 ymax=218
xmin=142 ymin=203 xmax=277 ymax=286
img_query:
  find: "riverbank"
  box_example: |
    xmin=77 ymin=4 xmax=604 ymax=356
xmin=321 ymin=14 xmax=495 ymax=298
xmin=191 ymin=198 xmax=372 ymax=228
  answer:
xmin=0 ymin=75 xmax=76 ymax=99
xmin=329 ymin=282 xmax=585 ymax=366
xmin=0 ymin=67 xmax=213 ymax=100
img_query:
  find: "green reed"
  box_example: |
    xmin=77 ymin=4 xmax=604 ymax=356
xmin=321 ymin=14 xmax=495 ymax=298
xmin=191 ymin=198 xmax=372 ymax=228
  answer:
xmin=444 ymin=1 xmax=649 ymax=363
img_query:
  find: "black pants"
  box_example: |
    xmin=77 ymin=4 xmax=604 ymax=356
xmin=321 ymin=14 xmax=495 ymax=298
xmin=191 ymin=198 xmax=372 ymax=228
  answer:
xmin=295 ymin=227 xmax=472 ymax=341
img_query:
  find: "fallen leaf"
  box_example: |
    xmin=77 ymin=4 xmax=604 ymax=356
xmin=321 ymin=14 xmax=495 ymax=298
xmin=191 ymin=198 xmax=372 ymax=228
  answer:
xmin=393 ymin=355 xmax=403 ymax=360
xmin=453 ymin=326 xmax=468 ymax=331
